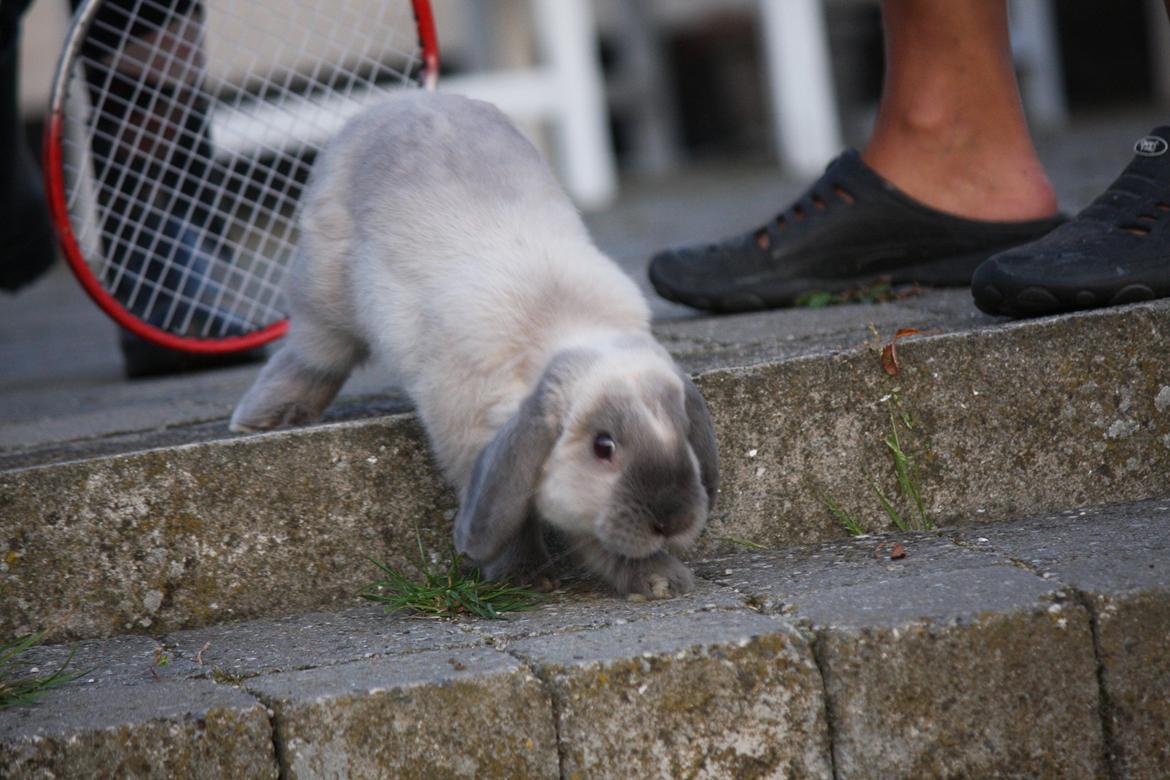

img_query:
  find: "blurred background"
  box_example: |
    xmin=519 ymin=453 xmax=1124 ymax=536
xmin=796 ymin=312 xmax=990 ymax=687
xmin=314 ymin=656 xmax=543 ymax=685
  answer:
xmin=5 ymin=0 xmax=1170 ymax=454
xmin=15 ymin=0 xmax=1170 ymax=212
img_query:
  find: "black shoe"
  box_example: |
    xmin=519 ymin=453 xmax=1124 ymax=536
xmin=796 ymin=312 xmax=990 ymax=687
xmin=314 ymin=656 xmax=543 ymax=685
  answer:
xmin=973 ymin=127 xmax=1170 ymax=318
xmin=120 ymin=330 xmax=266 ymax=379
xmin=648 ymin=150 xmax=1065 ymax=313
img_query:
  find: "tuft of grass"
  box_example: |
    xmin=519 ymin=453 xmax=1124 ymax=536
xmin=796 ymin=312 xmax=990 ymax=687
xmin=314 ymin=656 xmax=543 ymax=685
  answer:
xmin=823 ymin=389 xmax=933 ymax=536
xmin=823 ymin=495 xmax=865 ymax=536
xmin=883 ymin=407 xmax=931 ymax=531
xmin=796 ymin=290 xmax=839 ymax=309
xmin=796 ymin=280 xmax=923 ymax=309
xmin=362 ymin=543 xmax=543 ymax=620
xmin=871 ymin=479 xmax=909 ymax=532
xmin=0 ymin=631 xmax=86 ymax=710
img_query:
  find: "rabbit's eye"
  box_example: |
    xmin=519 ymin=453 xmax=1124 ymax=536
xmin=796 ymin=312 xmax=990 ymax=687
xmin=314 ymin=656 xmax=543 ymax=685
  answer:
xmin=592 ymin=433 xmax=616 ymax=460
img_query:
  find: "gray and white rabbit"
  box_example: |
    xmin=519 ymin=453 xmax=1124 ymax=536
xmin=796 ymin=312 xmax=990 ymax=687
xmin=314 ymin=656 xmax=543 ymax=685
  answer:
xmin=230 ymin=91 xmax=719 ymax=598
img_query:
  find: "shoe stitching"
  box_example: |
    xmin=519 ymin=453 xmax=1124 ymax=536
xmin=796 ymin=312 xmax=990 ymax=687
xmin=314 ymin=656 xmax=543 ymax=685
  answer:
xmin=753 ymin=179 xmax=853 ymax=253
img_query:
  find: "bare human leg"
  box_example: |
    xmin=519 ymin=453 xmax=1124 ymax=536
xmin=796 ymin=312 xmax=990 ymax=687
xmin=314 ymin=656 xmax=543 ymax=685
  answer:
xmin=864 ymin=0 xmax=1058 ymax=222
xmin=0 ymin=0 xmax=57 ymax=292
xmin=647 ymin=0 xmax=1066 ymax=313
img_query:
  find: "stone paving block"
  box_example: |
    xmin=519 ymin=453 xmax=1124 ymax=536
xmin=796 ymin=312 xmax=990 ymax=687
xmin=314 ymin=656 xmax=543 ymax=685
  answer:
xmin=695 ymin=300 xmax=1170 ymax=552
xmin=246 ymin=646 xmax=558 ymax=779
xmin=22 ymin=606 xmax=479 ymax=693
xmin=458 ymin=577 xmax=747 ymax=644
xmin=654 ymin=298 xmax=939 ymax=374
xmin=819 ymin=607 xmax=1104 ymax=779
xmin=163 ymin=605 xmax=478 ymax=681
xmin=695 ymin=533 xmax=996 ymax=614
xmin=17 ymin=634 xmax=167 ymax=689
xmin=511 ymin=610 xmax=831 ymax=779
xmin=704 ymin=537 xmax=1107 ymax=778
xmin=1090 ymin=591 xmax=1170 ymax=780
xmin=0 ymin=414 xmax=456 ymax=640
xmin=957 ymin=500 xmax=1170 ymax=780
xmin=0 ymin=680 xmax=276 ymax=779
xmin=953 ymin=500 xmax=1170 ymax=593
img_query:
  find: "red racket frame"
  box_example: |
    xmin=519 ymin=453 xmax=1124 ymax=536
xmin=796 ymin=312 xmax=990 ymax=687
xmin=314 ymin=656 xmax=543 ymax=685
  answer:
xmin=44 ymin=0 xmax=440 ymax=354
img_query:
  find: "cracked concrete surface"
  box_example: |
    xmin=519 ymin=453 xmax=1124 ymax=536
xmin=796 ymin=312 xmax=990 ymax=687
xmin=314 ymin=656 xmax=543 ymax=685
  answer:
xmin=3 ymin=499 xmax=1166 ymax=778
xmin=3 ymin=295 xmax=1168 ymax=641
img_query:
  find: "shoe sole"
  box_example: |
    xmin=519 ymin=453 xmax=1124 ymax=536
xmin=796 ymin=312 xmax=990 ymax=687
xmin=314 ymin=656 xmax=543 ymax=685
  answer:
xmin=651 ymin=249 xmax=994 ymax=313
xmin=973 ymin=281 xmax=1162 ymax=318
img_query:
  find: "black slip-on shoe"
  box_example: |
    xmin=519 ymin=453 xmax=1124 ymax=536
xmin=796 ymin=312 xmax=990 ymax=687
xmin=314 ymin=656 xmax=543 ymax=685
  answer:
xmin=648 ymin=150 xmax=1065 ymax=313
xmin=973 ymin=127 xmax=1170 ymax=318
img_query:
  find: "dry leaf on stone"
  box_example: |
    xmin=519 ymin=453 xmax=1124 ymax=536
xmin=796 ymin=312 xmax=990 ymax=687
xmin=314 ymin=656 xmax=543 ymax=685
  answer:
xmin=880 ymin=328 xmax=924 ymax=376
xmin=890 ymin=542 xmax=907 ymax=560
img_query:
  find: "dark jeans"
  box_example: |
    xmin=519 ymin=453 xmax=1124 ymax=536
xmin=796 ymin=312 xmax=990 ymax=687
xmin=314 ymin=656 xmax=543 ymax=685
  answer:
xmin=3 ymin=0 xmax=215 ymax=252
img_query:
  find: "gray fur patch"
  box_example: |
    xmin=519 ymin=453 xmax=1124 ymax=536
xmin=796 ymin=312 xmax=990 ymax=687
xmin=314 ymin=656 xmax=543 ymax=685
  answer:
xmin=453 ymin=348 xmax=598 ymax=568
xmin=678 ymin=370 xmax=720 ymax=509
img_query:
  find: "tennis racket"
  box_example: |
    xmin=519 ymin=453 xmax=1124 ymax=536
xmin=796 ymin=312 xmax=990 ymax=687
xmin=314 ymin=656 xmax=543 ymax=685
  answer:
xmin=44 ymin=0 xmax=439 ymax=353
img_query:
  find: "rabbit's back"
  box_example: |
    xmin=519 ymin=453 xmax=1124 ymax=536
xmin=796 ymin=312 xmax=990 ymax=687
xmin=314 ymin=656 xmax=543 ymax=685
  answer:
xmin=308 ymin=91 xmax=586 ymax=270
xmin=292 ymin=92 xmax=649 ymax=485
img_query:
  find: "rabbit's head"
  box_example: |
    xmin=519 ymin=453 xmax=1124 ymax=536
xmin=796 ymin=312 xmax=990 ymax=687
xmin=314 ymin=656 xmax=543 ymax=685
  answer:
xmin=454 ymin=344 xmax=719 ymax=580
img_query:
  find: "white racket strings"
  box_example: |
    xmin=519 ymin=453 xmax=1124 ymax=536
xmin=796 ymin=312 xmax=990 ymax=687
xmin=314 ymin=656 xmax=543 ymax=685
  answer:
xmin=59 ymin=0 xmax=426 ymax=338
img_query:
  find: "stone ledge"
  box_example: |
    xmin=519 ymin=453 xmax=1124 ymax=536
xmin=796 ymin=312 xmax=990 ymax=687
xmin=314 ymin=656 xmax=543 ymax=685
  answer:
xmin=2 ymin=502 xmax=1165 ymax=778
xmin=698 ymin=541 xmax=1106 ymax=777
xmin=247 ymin=647 xmax=559 ymax=779
xmin=952 ymin=502 xmax=1170 ymax=780
xmin=0 ymin=680 xmax=277 ymax=779
xmin=506 ymin=611 xmax=832 ymax=780
xmin=3 ymin=301 xmax=1169 ymax=640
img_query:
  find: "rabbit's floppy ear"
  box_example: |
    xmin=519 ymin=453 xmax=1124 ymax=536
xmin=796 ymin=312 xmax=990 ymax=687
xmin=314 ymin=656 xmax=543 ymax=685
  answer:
xmin=678 ymin=370 xmax=720 ymax=510
xmin=454 ymin=350 xmax=591 ymax=564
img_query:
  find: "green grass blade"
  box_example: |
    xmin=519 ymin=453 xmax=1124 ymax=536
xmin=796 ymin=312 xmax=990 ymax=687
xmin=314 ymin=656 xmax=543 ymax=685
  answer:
xmin=0 ymin=632 xmax=45 ymax=667
xmin=363 ymin=551 xmax=543 ymax=620
xmin=871 ymin=481 xmax=909 ymax=532
xmin=710 ymin=535 xmax=768 ymax=550
xmin=796 ymin=291 xmax=835 ymax=308
xmin=822 ymin=495 xmax=865 ymax=536
xmin=885 ymin=428 xmax=931 ymax=531
xmin=0 ymin=637 xmax=88 ymax=710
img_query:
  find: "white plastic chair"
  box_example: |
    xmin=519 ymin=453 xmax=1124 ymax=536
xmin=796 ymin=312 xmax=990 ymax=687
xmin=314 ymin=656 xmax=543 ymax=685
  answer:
xmin=439 ymin=0 xmax=617 ymax=210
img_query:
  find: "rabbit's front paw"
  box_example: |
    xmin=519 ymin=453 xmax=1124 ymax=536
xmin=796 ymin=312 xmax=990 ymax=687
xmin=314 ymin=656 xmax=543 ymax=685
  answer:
xmin=625 ymin=553 xmax=694 ymax=600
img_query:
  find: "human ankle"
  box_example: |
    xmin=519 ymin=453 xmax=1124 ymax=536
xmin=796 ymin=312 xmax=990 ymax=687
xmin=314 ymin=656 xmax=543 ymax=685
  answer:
xmin=861 ymin=125 xmax=1058 ymax=222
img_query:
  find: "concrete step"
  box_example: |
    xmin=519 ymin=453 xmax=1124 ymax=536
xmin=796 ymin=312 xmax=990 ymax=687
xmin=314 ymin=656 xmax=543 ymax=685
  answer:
xmin=2 ymin=501 xmax=1166 ymax=778
xmin=2 ymin=297 xmax=1169 ymax=640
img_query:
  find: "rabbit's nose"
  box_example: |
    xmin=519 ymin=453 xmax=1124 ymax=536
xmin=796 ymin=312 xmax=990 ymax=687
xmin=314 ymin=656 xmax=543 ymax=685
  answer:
xmin=651 ymin=513 xmax=692 ymax=538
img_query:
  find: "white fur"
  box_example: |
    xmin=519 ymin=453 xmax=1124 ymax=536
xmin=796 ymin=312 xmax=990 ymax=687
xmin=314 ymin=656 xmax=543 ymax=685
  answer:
xmin=231 ymin=92 xmax=716 ymax=597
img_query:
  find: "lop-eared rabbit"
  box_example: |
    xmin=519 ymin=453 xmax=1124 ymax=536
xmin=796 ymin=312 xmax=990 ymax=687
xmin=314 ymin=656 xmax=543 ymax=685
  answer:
xmin=231 ymin=92 xmax=718 ymax=598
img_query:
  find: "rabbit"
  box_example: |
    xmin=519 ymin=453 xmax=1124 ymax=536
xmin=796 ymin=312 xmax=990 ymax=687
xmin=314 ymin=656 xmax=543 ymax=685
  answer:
xmin=230 ymin=91 xmax=719 ymax=599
